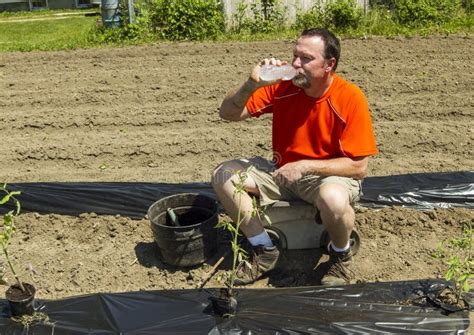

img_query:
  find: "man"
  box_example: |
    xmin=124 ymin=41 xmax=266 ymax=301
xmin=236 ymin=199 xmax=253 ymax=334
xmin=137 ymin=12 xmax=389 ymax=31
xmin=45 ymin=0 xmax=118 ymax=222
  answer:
xmin=211 ymin=28 xmax=377 ymax=286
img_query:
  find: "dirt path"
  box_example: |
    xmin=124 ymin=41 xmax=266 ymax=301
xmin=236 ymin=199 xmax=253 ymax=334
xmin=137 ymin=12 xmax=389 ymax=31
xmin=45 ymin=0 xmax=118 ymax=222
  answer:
xmin=0 ymin=35 xmax=472 ymax=299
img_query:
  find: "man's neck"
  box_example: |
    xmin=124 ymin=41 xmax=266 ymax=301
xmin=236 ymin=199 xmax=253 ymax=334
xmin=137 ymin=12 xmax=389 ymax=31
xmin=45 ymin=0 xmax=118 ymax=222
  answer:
xmin=304 ymin=73 xmax=334 ymax=99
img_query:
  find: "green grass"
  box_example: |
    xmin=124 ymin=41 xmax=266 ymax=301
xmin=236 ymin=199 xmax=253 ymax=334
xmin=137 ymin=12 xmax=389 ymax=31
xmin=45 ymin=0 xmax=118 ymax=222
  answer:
xmin=0 ymin=8 xmax=97 ymax=18
xmin=0 ymin=15 xmax=98 ymax=51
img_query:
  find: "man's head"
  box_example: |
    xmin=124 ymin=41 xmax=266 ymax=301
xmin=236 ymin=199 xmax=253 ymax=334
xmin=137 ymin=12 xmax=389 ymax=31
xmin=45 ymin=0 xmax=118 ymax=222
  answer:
xmin=291 ymin=28 xmax=341 ymax=89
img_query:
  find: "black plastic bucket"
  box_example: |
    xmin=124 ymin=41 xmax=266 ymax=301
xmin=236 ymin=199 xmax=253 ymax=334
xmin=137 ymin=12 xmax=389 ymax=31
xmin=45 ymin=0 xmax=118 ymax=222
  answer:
xmin=147 ymin=193 xmax=218 ymax=267
xmin=6 ymin=283 xmax=36 ymax=317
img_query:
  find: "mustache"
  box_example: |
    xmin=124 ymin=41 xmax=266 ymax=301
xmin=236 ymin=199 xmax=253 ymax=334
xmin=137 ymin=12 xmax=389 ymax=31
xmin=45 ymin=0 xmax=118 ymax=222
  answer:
xmin=294 ymin=72 xmax=305 ymax=79
xmin=292 ymin=73 xmax=311 ymax=88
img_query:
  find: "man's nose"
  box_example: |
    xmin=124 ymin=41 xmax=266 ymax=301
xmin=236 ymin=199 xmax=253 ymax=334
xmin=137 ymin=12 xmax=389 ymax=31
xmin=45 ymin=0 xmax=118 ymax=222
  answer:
xmin=292 ymin=57 xmax=301 ymax=68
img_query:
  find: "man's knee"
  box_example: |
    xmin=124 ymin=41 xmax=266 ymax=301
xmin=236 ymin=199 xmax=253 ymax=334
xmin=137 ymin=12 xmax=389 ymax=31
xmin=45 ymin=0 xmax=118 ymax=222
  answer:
xmin=211 ymin=160 xmax=242 ymax=187
xmin=211 ymin=160 xmax=259 ymax=194
xmin=314 ymin=183 xmax=351 ymax=215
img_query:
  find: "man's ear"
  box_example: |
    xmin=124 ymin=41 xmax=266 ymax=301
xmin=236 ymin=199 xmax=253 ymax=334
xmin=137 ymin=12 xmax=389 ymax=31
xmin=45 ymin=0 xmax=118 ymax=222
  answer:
xmin=326 ymin=58 xmax=337 ymax=72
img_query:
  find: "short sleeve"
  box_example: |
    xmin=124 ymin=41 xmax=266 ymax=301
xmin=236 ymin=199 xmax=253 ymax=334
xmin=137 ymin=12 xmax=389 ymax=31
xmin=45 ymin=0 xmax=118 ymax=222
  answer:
xmin=245 ymin=84 xmax=278 ymax=118
xmin=339 ymin=89 xmax=378 ymax=158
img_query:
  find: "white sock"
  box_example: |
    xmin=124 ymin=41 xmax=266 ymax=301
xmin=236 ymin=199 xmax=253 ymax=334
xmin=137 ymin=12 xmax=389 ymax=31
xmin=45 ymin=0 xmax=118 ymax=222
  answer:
xmin=248 ymin=231 xmax=273 ymax=248
xmin=329 ymin=241 xmax=350 ymax=253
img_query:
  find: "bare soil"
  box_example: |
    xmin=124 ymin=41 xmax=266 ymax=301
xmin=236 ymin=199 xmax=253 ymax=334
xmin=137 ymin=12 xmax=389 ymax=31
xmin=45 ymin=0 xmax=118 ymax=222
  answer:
xmin=0 ymin=35 xmax=473 ymax=300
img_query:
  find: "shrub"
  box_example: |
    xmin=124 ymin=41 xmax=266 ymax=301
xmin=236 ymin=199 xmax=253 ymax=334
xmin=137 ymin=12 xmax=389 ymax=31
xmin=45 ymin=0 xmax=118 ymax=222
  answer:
xmin=118 ymin=0 xmax=154 ymax=40
xmin=462 ymin=0 xmax=472 ymax=13
xmin=149 ymin=0 xmax=225 ymax=41
xmin=325 ymin=0 xmax=364 ymax=31
xmin=89 ymin=0 xmax=472 ymax=45
xmin=358 ymin=5 xmax=402 ymax=36
xmin=434 ymin=0 xmax=464 ymax=21
xmin=88 ymin=0 xmax=153 ymax=44
xmin=231 ymin=0 xmax=287 ymax=34
xmin=295 ymin=2 xmax=325 ymax=31
xmin=394 ymin=0 xmax=463 ymax=27
xmin=295 ymin=0 xmax=363 ymax=32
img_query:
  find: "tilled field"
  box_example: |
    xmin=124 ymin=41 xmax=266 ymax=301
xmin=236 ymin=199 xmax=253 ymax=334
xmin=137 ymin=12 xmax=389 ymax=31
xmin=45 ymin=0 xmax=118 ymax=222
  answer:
xmin=0 ymin=35 xmax=472 ymax=299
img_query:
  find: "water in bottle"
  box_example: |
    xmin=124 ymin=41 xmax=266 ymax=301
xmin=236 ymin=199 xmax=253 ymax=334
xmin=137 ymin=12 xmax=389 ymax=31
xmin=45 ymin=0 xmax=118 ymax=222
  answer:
xmin=260 ymin=64 xmax=297 ymax=81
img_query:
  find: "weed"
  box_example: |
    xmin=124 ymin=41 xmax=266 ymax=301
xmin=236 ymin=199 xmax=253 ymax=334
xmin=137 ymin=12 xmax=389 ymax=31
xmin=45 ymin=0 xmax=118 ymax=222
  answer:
xmin=432 ymin=221 xmax=473 ymax=304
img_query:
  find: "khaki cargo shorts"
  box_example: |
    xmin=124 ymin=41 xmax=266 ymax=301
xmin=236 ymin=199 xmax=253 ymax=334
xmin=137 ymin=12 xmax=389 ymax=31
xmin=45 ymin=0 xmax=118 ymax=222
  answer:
xmin=238 ymin=156 xmax=362 ymax=207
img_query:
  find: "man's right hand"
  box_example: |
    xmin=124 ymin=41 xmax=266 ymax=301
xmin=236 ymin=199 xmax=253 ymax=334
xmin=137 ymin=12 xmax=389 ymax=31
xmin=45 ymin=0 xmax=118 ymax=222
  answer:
xmin=249 ymin=58 xmax=287 ymax=87
xmin=219 ymin=58 xmax=287 ymax=122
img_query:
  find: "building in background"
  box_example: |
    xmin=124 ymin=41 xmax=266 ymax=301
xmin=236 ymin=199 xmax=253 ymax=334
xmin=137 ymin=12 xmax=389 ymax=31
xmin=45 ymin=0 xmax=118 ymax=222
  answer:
xmin=0 ymin=0 xmax=100 ymax=12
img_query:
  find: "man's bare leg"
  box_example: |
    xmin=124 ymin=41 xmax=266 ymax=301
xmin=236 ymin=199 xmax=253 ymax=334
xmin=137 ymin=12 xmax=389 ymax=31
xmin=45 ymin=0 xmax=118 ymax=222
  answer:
xmin=315 ymin=183 xmax=354 ymax=249
xmin=211 ymin=160 xmax=279 ymax=285
xmin=211 ymin=160 xmax=265 ymax=238
xmin=315 ymin=183 xmax=355 ymax=285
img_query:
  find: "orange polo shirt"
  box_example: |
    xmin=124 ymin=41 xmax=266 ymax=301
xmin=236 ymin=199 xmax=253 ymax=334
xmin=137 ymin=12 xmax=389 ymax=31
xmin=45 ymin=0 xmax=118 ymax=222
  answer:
xmin=246 ymin=73 xmax=378 ymax=167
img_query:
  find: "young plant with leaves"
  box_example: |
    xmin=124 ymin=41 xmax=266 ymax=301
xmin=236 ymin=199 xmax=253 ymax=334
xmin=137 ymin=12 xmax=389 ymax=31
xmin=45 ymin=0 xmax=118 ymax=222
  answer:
xmin=432 ymin=221 xmax=473 ymax=304
xmin=0 ymin=184 xmax=25 ymax=292
xmin=215 ymin=168 xmax=271 ymax=297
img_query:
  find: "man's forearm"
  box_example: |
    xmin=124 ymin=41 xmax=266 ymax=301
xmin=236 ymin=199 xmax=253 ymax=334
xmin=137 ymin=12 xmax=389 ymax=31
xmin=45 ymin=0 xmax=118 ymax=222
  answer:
xmin=300 ymin=157 xmax=369 ymax=180
xmin=219 ymin=80 xmax=258 ymax=121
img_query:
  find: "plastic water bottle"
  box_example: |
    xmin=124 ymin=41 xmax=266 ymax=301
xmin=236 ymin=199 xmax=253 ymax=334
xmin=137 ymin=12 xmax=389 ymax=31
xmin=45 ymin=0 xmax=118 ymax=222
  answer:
xmin=260 ymin=64 xmax=297 ymax=81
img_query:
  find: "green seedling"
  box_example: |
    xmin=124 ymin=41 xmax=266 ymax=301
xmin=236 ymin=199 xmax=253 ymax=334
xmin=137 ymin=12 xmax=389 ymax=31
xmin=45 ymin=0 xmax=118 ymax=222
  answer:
xmin=215 ymin=168 xmax=271 ymax=296
xmin=432 ymin=221 xmax=473 ymax=304
xmin=0 ymin=184 xmax=25 ymax=292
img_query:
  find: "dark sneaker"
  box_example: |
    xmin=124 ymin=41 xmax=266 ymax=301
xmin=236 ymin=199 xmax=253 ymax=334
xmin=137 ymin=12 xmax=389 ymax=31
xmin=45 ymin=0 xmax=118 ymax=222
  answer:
xmin=320 ymin=245 xmax=354 ymax=286
xmin=234 ymin=245 xmax=280 ymax=285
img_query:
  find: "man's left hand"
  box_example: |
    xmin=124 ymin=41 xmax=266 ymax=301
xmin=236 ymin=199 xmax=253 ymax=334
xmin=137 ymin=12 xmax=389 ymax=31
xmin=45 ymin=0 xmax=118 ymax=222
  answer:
xmin=271 ymin=161 xmax=310 ymax=187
